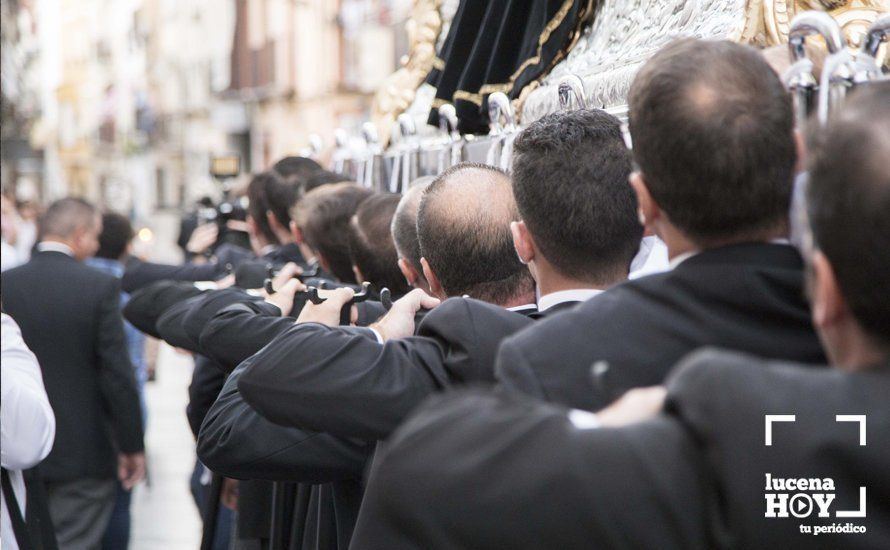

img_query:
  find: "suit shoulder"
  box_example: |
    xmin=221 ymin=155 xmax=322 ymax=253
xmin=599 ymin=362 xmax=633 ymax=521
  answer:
xmin=423 ymin=297 xmax=532 ymax=333
xmin=665 ymin=348 xmax=834 ymax=427
xmin=667 ymin=347 xmax=827 ymax=396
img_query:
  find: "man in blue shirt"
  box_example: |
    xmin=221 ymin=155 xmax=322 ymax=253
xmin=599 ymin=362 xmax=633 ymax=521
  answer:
xmin=87 ymin=212 xmax=147 ymax=550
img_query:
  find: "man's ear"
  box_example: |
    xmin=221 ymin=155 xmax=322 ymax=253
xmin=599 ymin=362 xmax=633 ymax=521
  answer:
xmin=810 ymin=251 xmax=847 ymax=332
xmin=398 ymin=258 xmax=419 ymax=287
xmin=629 ymin=172 xmax=660 ymax=231
xmin=793 ymin=129 xmax=807 ymax=175
xmin=510 ymin=221 xmax=535 ymax=265
xmin=266 ymin=210 xmax=283 ymax=233
xmin=421 ymin=257 xmax=445 ymax=300
xmin=290 ymin=221 xmax=305 ymax=245
xmin=247 ymin=215 xmax=260 ymax=237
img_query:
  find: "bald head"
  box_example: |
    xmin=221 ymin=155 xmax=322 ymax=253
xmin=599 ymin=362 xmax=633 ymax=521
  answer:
xmin=392 ymin=176 xmax=435 ymax=273
xmin=417 ymin=163 xmax=533 ymax=304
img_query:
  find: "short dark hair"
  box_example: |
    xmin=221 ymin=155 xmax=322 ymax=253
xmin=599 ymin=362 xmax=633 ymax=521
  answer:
xmin=628 ymin=39 xmax=796 ymax=246
xmin=391 ymin=177 xmax=435 ymax=273
xmin=347 ymin=194 xmax=409 ymax=296
xmin=246 ymin=172 xmax=284 ymax=244
xmin=293 ymin=183 xmax=374 ymax=283
xmin=417 ymin=163 xmax=534 ymax=303
xmin=39 ymin=197 xmax=98 ymax=239
xmin=512 ymin=109 xmax=642 ymax=283
xmin=305 ymin=170 xmax=350 ymax=193
xmin=807 ymin=82 xmax=890 ymax=348
xmin=264 ymin=173 xmax=301 ymax=233
xmin=96 ymin=212 xmax=134 ymax=260
xmin=272 ymin=156 xmax=323 ymax=184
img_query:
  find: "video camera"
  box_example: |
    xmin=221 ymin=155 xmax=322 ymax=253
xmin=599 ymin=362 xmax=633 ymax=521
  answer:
xmin=196 ymin=154 xmax=251 ymax=251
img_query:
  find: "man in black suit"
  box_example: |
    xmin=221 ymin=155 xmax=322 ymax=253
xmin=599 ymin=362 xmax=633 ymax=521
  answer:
xmin=349 ymin=55 xmax=890 ymax=550
xmin=496 ymin=38 xmax=826 ymax=412
xmin=237 ymin=118 xmax=642 ymax=441
xmin=1 ymin=198 xmax=144 ymax=549
xmin=235 ymin=163 xmax=535 ymax=439
xmin=122 ymin=184 xmax=376 ymax=550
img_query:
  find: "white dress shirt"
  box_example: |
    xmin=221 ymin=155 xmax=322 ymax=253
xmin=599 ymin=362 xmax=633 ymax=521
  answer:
xmin=629 ymin=236 xmax=669 ymax=279
xmin=1 ymin=314 xmax=56 ymax=549
xmin=537 ymin=288 xmax=603 ymax=312
xmin=35 ymin=241 xmax=74 ymax=257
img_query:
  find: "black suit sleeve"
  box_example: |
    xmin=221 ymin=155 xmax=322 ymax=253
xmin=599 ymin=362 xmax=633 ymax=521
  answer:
xmin=238 ymin=298 xmax=531 ymax=441
xmin=96 ymin=278 xmax=145 ymax=453
xmin=121 ymin=258 xmax=226 ymax=293
xmin=238 ymin=323 xmax=443 ymax=441
xmin=123 ymin=281 xmax=204 ymax=338
xmin=180 ymin=288 xmax=267 ymax=355
xmin=197 ymin=359 xmax=371 ymax=482
xmin=495 ymin=334 xmax=547 ymax=399
xmin=198 ymin=302 xmax=295 ymax=373
xmin=155 ymin=294 xmax=207 ymax=352
xmin=186 ymin=355 xmax=226 ymax=438
xmin=351 ymin=389 xmax=710 ymax=550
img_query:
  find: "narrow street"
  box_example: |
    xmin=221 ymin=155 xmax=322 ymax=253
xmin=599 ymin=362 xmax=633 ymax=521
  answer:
xmin=130 ymin=210 xmax=203 ymax=549
xmin=131 ymin=344 xmax=202 ymax=549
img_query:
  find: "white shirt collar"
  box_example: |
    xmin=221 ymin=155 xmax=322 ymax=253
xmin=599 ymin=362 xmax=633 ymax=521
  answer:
xmin=537 ymin=288 xmax=603 ymax=312
xmin=36 ymin=241 xmax=74 ymax=257
xmin=668 ymin=250 xmax=698 ymax=270
xmin=506 ymin=303 xmax=537 ymax=313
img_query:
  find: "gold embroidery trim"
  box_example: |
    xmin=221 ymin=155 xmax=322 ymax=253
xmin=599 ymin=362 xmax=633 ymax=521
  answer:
xmin=450 ymin=0 xmax=579 ymax=105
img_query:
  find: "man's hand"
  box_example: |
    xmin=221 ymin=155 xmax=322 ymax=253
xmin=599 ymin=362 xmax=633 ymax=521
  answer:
xmin=118 ymin=452 xmax=146 ymax=490
xmin=185 ymin=223 xmax=219 ymax=255
xmin=221 ymin=478 xmax=239 ymax=511
xmin=370 ymin=289 xmax=440 ymax=342
xmin=265 ymin=278 xmax=306 ymax=317
xmin=296 ymin=287 xmax=355 ymax=326
xmin=596 ymin=386 xmax=666 ymax=427
xmin=270 ymin=262 xmax=302 ymax=290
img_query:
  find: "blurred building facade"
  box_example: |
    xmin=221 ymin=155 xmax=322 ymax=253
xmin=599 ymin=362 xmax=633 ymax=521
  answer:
xmin=1 ymin=0 xmax=409 ymax=219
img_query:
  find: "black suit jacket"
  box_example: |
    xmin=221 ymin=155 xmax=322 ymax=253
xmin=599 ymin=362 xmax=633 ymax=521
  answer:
xmin=121 ymin=257 xmax=226 ymax=293
xmin=196 ymin=291 xmax=384 ymax=550
xmin=497 ymin=243 xmax=826 ymax=411
xmin=123 ymin=280 xmax=205 ymax=338
xmin=665 ymin=349 xmax=890 ymax=549
xmin=350 ymin=389 xmax=710 ymax=549
xmin=238 ymin=297 xmax=536 ymax=441
xmin=197 ymin=358 xmax=371 ymax=483
xmin=159 ymin=288 xmax=386 ymax=370
xmin=1 ymin=251 xmax=144 ymax=482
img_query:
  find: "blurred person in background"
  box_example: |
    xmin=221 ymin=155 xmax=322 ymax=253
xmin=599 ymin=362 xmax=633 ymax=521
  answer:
xmin=1 ymin=197 xmax=145 ymax=549
xmin=1 ymin=312 xmax=57 ymax=550
xmin=14 ymin=200 xmax=39 ymax=263
xmin=86 ymin=212 xmax=149 ymax=550
xmin=2 ymin=195 xmax=23 ymax=272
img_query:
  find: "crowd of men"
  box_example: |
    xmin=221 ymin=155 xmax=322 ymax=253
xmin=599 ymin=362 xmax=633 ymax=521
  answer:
xmin=1 ymin=37 xmax=888 ymax=550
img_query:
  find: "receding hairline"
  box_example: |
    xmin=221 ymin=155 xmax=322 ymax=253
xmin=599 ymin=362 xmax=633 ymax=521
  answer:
xmin=420 ymin=165 xmax=515 ymax=229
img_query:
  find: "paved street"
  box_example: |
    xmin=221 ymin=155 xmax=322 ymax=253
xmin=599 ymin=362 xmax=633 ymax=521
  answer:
xmin=129 ymin=211 xmax=203 ymax=549
xmin=131 ymin=343 xmax=203 ymax=549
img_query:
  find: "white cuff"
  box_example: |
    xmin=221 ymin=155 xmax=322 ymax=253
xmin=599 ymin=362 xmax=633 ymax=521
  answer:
xmin=368 ymin=328 xmax=384 ymax=344
xmin=568 ymin=409 xmax=600 ymax=430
